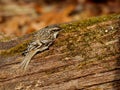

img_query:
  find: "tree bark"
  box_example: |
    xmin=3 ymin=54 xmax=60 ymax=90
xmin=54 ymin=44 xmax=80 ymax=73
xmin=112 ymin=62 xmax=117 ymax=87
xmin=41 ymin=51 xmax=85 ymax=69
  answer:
xmin=0 ymin=14 xmax=120 ymax=90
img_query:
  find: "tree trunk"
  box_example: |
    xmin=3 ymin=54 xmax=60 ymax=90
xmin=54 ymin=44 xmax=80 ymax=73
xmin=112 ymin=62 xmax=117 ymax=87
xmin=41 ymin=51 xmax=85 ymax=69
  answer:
xmin=0 ymin=14 xmax=120 ymax=90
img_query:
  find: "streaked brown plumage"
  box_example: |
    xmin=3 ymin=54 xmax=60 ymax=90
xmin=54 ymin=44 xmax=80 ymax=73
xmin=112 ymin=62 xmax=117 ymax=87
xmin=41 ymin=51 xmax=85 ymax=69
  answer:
xmin=20 ymin=25 xmax=61 ymax=70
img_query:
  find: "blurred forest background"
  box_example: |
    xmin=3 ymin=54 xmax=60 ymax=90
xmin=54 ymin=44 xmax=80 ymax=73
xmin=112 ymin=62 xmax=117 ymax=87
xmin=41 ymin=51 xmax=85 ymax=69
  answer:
xmin=0 ymin=0 xmax=120 ymax=38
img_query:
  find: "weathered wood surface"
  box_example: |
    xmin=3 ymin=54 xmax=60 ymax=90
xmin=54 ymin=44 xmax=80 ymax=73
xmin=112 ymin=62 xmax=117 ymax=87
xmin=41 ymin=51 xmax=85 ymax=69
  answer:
xmin=0 ymin=15 xmax=120 ymax=90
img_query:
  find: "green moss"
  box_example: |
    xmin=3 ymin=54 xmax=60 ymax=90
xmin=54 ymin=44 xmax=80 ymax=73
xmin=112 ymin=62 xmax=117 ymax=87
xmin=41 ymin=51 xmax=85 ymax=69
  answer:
xmin=42 ymin=14 xmax=120 ymax=61
xmin=0 ymin=40 xmax=31 ymax=56
xmin=60 ymin=14 xmax=120 ymax=33
xmin=0 ymin=34 xmax=12 ymax=42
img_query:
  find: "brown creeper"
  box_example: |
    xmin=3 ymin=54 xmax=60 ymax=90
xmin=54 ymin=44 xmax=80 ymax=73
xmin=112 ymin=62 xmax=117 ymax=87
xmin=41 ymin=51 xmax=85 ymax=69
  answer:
xmin=20 ymin=25 xmax=61 ymax=70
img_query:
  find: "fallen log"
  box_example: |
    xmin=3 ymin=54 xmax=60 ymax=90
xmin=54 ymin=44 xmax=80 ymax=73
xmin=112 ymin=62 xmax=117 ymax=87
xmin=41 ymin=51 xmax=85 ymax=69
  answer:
xmin=0 ymin=14 xmax=120 ymax=90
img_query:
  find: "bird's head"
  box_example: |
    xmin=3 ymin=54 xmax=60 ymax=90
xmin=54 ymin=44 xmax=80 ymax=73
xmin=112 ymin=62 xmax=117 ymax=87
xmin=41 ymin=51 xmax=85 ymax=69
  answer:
xmin=46 ymin=25 xmax=61 ymax=38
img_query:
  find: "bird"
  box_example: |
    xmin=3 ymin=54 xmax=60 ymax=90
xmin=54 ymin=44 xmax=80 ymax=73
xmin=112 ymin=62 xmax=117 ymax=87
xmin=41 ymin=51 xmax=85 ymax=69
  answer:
xmin=20 ymin=25 xmax=61 ymax=70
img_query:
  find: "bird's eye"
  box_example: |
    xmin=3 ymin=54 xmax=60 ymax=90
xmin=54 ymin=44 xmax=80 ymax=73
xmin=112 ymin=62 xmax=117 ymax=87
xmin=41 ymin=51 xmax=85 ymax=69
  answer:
xmin=49 ymin=26 xmax=60 ymax=33
xmin=50 ymin=29 xmax=57 ymax=33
